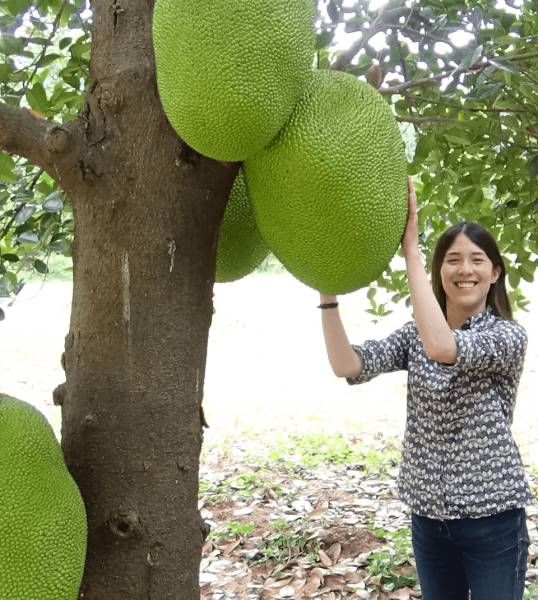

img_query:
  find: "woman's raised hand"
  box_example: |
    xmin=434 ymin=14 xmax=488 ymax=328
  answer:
xmin=401 ymin=177 xmax=419 ymax=258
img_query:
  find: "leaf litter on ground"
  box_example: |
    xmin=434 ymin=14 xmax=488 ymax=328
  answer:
xmin=199 ymin=430 xmax=538 ymax=599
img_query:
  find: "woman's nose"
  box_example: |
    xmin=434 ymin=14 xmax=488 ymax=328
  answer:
xmin=458 ymin=260 xmax=473 ymax=274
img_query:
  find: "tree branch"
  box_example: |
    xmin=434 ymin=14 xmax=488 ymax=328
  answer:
xmin=332 ymin=5 xmax=460 ymax=71
xmin=332 ymin=27 xmax=380 ymax=71
xmin=380 ymin=67 xmax=466 ymax=95
xmin=396 ymin=115 xmax=460 ymax=126
xmin=0 ymin=103 xmax=74 ymax=173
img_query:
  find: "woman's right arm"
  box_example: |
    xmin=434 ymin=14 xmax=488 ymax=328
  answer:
xmin=319 ymin=293 xmax=363 ymax=379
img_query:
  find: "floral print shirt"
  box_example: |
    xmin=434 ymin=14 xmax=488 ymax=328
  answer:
xmin=348 ymin=307 xmax=533 ymax=520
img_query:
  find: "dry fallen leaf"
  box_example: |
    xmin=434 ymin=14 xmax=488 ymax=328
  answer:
xmin=220 ymin=539 xmax=241 ymax=556
xmin=323 ymin=573 xmax=346 ymax=591
xmin=344 ymin=570 xmax=363 ymax=584
xmin=389 ymin=587 xmax=415 ymax=600
xmin=264 ymin=576 xmax=293 ymax=589
xmin=278 ymin=584 xmax=295 ymax=598
xmin=325 ymin=542 xmax=342 ymax=563
xmin=318 ymin=549 xmax=333 ymax=568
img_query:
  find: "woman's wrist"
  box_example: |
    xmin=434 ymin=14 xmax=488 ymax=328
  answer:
xmin=403 ymin=245 xmax=422 ymax=263
xmin=319 ymin=293 xmax=338 ymax=304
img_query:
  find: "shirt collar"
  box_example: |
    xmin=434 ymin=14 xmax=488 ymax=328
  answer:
xmin=459 ymin=306 xmax=494 ymax=331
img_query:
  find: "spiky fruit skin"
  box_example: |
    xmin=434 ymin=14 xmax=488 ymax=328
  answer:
xmin=152 ymin=0 xmax=315 ymax=161
xmin=244 ymin=70 xmax=408 ymax=295
xmin=216 ymin=170 xmax=269 ymax=283
xmin=0 ymin=395 xmax=87 ymax=600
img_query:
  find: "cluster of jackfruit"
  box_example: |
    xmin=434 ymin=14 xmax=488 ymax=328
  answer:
xmin=152 ymin=0 xmax=408 ymax=294
xmin=0 ymin=394 xmax=87 ymax=599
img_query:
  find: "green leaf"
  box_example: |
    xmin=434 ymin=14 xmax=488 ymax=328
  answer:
xmin=508 ymin=269 xmax=520 ymax=289
xmin=528 ymin=155 xmax=538 ymax=177
xmin=1 ymin=253 xmax=19 ymax=262
xmin=16 ymin=231 xmax=39 ymax=244
xmin=0 ymin=35 xmax=25 ymax=56
xmin=6 ymin=0 xmax=31 ymax=15
xmin=0 ymin=62 xmax=12 ymax=82
xmin=14 ymin=205 xmax=37 ymax=225
xmin=489 ymin=59 xmax=520 ymax=76
xmin=414 ymin=134 xmax=436 ymax=162
xmin=33 ymin=259 xmax=48 ymax=274
xmin=59 ymin=37 xmax=72 ymax=50
xmin=471 ymin=82 xmax=503 ymax=100
xmin=443 ymin=129 xmax=472 ymax=145
xmin=462 ymin=44 xmax=483 ymax=68
xmin=39 ymin=53 xmax=62 ymax=67
xmin=0 ymin=152 xmax=16 ymax=183
xmin=26 ymin=82 xmax=48 ymax=113
xmin=315 ymin=31 xmax=334 ymax=51
xmin=43 ymin=191 xmax=64 ymax=212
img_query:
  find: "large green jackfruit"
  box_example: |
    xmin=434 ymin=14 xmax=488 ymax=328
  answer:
xmin=0 ymin=394 xmax=87 ymax=600
xmin=244 ymin=70 xmax=408 ymax=295
xmin=216 ymin=170 xmax=269 ymax=282
xmin=152 ymin=0 xmax=315 ymax=161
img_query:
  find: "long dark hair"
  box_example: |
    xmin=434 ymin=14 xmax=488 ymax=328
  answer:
xmin=431 ymin=222 xmax=512 ymax=320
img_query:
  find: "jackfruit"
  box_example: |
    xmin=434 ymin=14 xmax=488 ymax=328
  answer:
xmin=152 ymin=0 xmax=315 ymax=161
xmin=244 ymin=70 xmax=408 ymax=295
xmin=0 ymin=394 xmax=87 ymax=600
xmin=216 ymin=170 xmax=269 ymax=282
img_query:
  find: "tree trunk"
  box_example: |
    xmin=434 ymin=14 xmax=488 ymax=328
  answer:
xmin=57 ymin=0 xmax=237 ymax=597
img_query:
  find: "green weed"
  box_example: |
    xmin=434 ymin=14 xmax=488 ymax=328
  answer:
xmin=366 ymin=527 xmax=417 ymax=592
xmin=200 ymin=470 xmax=281 ymax=503
xmin=252 ymin=524 xmax=321 ymax=565
xmin=266 ymin=432 xmax=400 ymax=474
xmin=366 ymin=547 xmax=417 ymax=591
xmin=210 ymin=521 xmax=255 ymax=541
xmin=524 ymin=585 xmax=538 ymax=600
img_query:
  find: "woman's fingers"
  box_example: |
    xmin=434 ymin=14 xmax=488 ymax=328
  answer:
xmin=407 ymin=177 xmax=418 ymax=218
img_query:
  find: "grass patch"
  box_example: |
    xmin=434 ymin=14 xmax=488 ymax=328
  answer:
xmin=525 ymin=586 xmax=538 ymax=600
xmin=252 ymin=521 xmax=321 ymax=566
xmin=264 ymin=432 xmax=401 ymax=474
xmin=200 ymin=470 xmax=281 ymax=504
xmin=361 ymin=524 xmax=418 ymax=592
xmin=210 ymin=521 xmax=256 ymax=542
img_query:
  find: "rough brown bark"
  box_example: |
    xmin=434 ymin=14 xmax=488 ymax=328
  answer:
xmin=61 ymin=140 xmax=235 ymax=599
xmin=52 ymin=0 xmax=237 ymax=597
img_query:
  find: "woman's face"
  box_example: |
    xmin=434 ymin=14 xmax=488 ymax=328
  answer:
xmin=440 ymin=233 xmax=500 ymax=316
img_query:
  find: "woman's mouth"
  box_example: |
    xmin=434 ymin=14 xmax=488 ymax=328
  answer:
xmin=455 ymin=281 xmax=477 ymax=288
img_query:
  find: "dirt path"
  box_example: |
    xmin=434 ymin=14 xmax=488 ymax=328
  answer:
xmin=1 ymin=273 xmax=537 ymax=463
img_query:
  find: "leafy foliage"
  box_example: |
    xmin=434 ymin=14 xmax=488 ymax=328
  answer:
xmin=319 ymin=0 xmax=538 ymax=309
xmin=1 ymin=0 xmax=537 ymax=307
xmin=0 ymin=0 xmax=88 ymax=295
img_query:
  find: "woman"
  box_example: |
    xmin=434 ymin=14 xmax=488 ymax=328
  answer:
xmin=319 ymin=178 xmax=532 ymax=600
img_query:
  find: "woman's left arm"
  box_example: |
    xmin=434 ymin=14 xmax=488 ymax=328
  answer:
xmin=402 ymin=178 xmax=457 ymax=364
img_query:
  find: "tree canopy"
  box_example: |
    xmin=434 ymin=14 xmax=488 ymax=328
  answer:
xmin=1 ymin=0 xmax=537 ymax=306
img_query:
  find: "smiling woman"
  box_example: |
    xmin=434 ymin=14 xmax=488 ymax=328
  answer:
xmin=318 ymin=178 xmax=532 ymax=600
xmin=432 ymin=222 xmax=512 ymax=325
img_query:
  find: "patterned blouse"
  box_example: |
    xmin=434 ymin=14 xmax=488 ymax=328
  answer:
xmin=348 ymin=307 xmax=533 ymax=520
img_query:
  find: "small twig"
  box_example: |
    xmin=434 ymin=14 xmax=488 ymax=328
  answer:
xmin=380 ymin=65 xmax=470 ymax=95
xmin=395 ymin=116 xmax=460 ymax=126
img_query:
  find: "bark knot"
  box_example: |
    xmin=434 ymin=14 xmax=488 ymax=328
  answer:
xmin=107 ymin=508 xmax=143 ymax=539
xmin=52 ymin=382 xmax=67 ymax=407
xmin=100 ymin=86 xmax=124 ymax=113
xmin=45 ymin=125 xmax=69 ymax=154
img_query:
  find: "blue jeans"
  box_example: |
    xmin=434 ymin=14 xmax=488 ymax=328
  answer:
xmin=412 ymin=508 xmax=529 ymax=600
